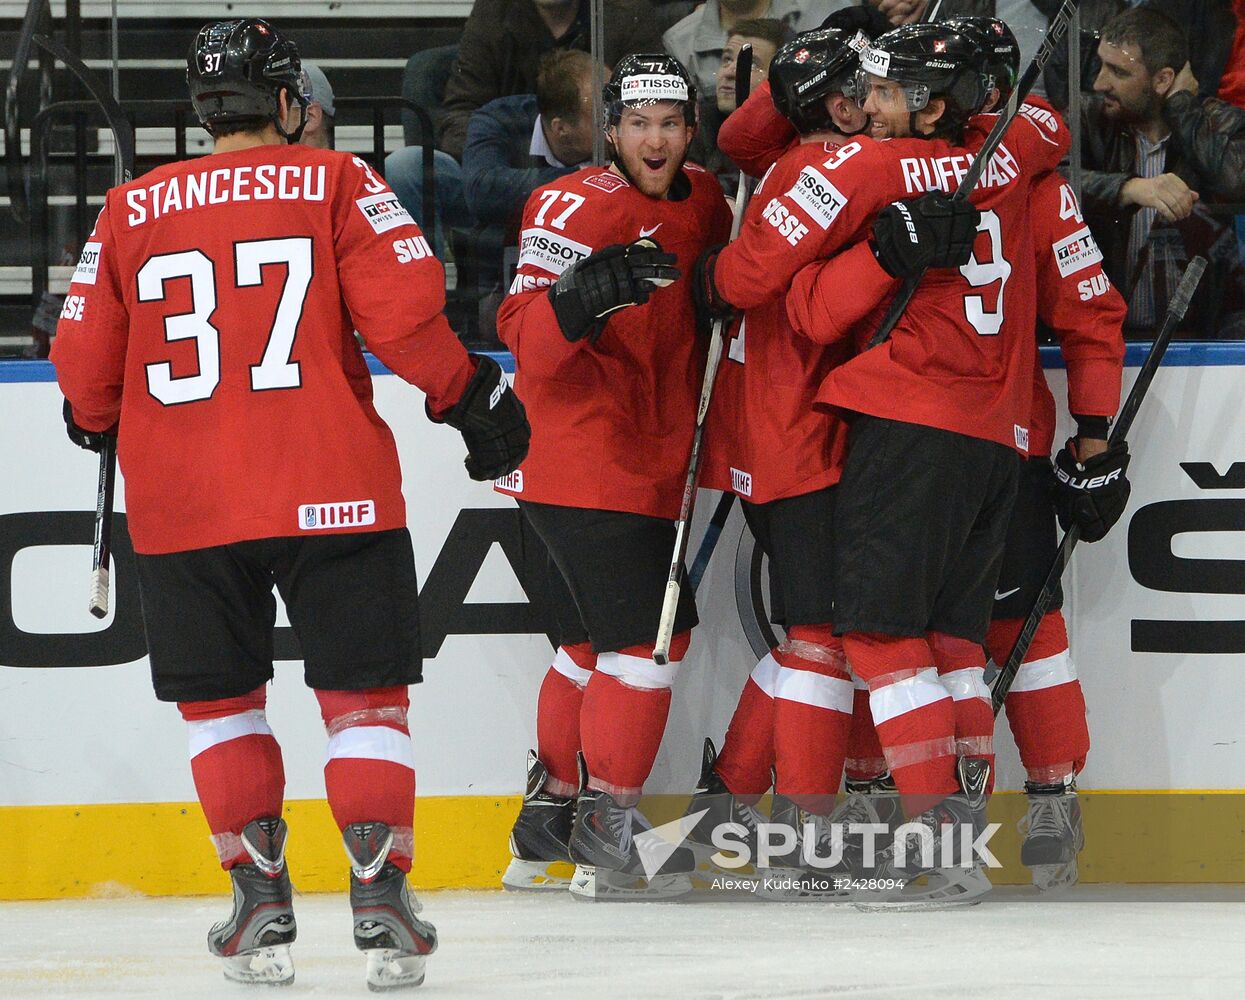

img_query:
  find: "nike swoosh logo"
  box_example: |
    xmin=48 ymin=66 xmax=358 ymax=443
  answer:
xmin=639 ymin=223 xmax=662 ymax=238
xmin=994 ymin=587 xmax=1020 ymax=601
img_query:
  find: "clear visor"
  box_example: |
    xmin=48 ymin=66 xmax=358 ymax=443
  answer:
xmin=854 ymin=68 xmax=930 ymax=112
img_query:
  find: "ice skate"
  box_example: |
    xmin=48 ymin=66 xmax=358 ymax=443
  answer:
xmin=207 ymin=817 xmax=297 ymax=986
xmin=853 ymin=758 xmax=995 ymax=911
xmin=345 ymin=821 xmax=437 ymax=991
xmin=502 ymin=750 xmax=576 ymax=891
xmin=568 ymin=757 xmax=693 ymax=900
xmin=751 ymin=794 xmax=857 ymax=902
xmin=682 ymin=738 xmax=765 ymax=883
xmin=1018 ymin=777 xmax=1084 ymax=892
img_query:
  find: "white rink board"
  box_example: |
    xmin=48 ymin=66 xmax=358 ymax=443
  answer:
xmin=1 ymin=348 xmax=1244 ymax=808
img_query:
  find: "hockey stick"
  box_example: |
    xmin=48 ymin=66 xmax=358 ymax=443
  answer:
xmin=688 ymin=490 xmax=734 ymax=592
xmin=866 ymin=0 xmax=1079 ymax=349
xmin=989 ymin=256 xmax=1206 ymax=715
xmin=653 ymin=44 xmax=753 ymax=664
xmin=24 ymin=28 xmax=133 ymax=617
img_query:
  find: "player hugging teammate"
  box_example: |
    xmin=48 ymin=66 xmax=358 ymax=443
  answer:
xmin=493 ymin=14 xmax=1129 ymax=908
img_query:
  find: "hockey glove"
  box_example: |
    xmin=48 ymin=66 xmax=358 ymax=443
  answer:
xmin=442 ymin=356 xmax=531 ymax=482
xmin=1052 ymin=438 xmax=1131 ymax=543
xmin=547 ymin=241 xmax=680 ymax=343
xmin=692 ymin=244 xmax=735 ymax=337
xmin=62 ymin=398 xmax=116 ymax=453
xmin=870 ymin=192 xmax=981 ymax=278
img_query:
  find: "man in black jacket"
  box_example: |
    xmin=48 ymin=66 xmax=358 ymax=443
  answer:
xmin=1079 ymin=5 xmax=1245 ymax=336
xmin=438 ymin=0 xmax=662 ymax=161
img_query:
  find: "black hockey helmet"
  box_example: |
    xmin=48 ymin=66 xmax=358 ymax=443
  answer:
xmin=187 ymin=18 xmax=308 ymax=142
xmin=858 ymin=22 xmax=991 ymax=134
xmin=603 ymin=53 xmax=697 ymax=128
xmin=943 ymin=16 xmax=1021 ymax=106
xmin=770 ymin=28 xmax=871 ymax=134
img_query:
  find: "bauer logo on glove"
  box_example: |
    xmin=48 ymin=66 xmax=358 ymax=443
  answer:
xmin=1052 ymin=438 xmax=1131 ymax=543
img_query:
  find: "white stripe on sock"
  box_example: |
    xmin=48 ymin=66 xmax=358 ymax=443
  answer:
xmin=1009 ymin=650 xmax=1077 ymax=693
xmin=773 ymin=666 xmax=853 ymax=713
xmin=326 ymin=725 xmax=415 ymax=768
xmin=187 ymin=709 xmax=272 ymax=760
xmin=869 ymin=668 xmax=950 ymax=726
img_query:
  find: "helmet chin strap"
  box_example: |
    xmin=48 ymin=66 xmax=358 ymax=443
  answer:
xmin=274 ymin=89 xmax=309 ymax=144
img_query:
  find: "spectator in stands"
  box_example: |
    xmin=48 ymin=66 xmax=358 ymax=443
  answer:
xmin=664 ymin=1 xmax=838 ymax=99
xmin=298 ymin=63 xmax=336 ymax=149
xmin=1080 ymin=6 xmax=1245 ymax=336
xmin=687 ymin=18 xmax=786 ymax=195
xmin=440 ymin=0 xmax=661 ymax=161
xmin=462 ymin=49 xmax=599 ymax=233
xmin=1143 ymin=1 xmax=1238 ymax=105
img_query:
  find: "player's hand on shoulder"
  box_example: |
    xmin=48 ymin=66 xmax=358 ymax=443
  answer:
xmin=870 ymin=191 xmax=981 ymax=278
xmin=1053 ymin=436 xmax=1131 ymax=543
xmin=692 ymin=244 xmax=734 ymax=336
xmin=440 ymin=356 xmax=531 ymax=482
xmin=547 ymin=240 xmax=680 ymax=344
xmin=62 ymin=398 xmax=116 ymax=453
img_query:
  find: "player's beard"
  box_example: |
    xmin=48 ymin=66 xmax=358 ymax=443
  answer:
xmin=611 ymin=140 xmax=689 ymax=198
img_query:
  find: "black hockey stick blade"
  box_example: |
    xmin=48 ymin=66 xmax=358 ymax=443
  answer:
xmin=89 ymin=436 xmax=118 ymax=619
xmin=990 ymin=256 xmax=1206 ymax=715
xmin=867 ymin=0 xmax=1080 ymax=349
xmin=653 ymin=47 xmax=753 ymax=665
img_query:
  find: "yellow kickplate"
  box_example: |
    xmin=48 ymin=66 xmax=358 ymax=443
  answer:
xmin=1 ymin=792 xmax=1242 ymax=899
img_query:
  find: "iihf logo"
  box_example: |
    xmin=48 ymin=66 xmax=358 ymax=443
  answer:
xmin=304 ymin=507 xmax=318 ymax=529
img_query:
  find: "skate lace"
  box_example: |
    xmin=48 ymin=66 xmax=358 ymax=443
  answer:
xmin=832 ymin=791 xmax=877 ymax=828
xmin=613 ymin=806 xmax=635 ymax=857
xmin=738 ymin=801 xmax=766 ymax=834
xmin=1019 ymin=795 xmax=1067 ymax=840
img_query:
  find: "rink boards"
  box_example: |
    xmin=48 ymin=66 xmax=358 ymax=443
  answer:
xmin=2 ymin=345 xmax=1244 ymax=898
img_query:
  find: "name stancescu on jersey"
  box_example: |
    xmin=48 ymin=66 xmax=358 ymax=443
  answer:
xmin=298 ymin=500 xmax=376 ymax=531
xmin=125 ymin=164 xmax=327 ymax=226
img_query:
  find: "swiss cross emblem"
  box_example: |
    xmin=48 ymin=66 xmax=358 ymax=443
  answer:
xmin=934 ymin=39 xmax=947 ymax=53
xmin=794 ymin=48 xmax=810 ymax=63
xmin=992 ymin=22 xmax=1004 ymax=34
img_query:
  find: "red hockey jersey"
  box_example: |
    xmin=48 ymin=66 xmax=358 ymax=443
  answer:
xmin=700 ymin=143 xmax=855 ymax=504
xmin=52 ymin=144 xmax=474 ymax=555
xmin=1027 ymin=173 xmax=1126 ymax=457
xmin=787 ymin=171 xmax=1125 ymax=457
xmin=495 ymin=164 xmax=731 ymax=518
xmin=767 ymin=108 xmax=1070 ymax=453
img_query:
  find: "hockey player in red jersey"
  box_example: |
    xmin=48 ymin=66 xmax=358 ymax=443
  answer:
xmin=798 ymin=19 xmax=1129 ymax=894
xmin=52 ymin=19 xmax=528 ymax=988
xmin=495 ymin=54 xmax=732 ymax=898
xmin=681 ymin=27 xmax=980 ymax=895
xmin=716 ymin=21 xmax=1069 ymax=901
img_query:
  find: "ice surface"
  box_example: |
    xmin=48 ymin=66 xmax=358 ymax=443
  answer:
xmin=0 ymin=888 xmax=1237 ymax=998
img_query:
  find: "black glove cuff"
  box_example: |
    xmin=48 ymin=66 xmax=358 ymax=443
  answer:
xmin=1073 ymin=414 xmax=1111 ymax=441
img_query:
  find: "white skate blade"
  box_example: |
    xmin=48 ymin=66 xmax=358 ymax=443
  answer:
xmin=854 ymin=865 xmax=992 ymax=912
xmin=687 ymin=841 xmax=757 ymax=883
xmin=568 ymin=864 xmax=692 ymax=901
xmin=751 ymin=868 xmax=854 ymax=902
xmin=501 ymin=857 xmax=574 ymax=891
xmin=365 ymin=949 xmax=428 ymax=991
xmin=221 ymin=944 xmax=294 ymax=986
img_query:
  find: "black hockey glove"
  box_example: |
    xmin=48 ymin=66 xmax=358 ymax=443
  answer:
xmin=441 ymin=356 xmax=531 ymax=482
xmin=547 ymin=240 xmax=680 ymax=343
xmin=62 ymin=398 xmax=115 ymax=453
xmin=692 ymin=244 xmax=735 ymax=336
xmin=1052 ymin=438 xmax=1131 ymax=543
xmin=870 ymin=192 xmax=981 ymax=278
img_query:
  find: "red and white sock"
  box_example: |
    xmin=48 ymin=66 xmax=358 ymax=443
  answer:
xmin=316 ymin=686 xmax=416 ymax=872
xmin=844 ymin=675 xmax=887 ymax=782
xmin=987 ymin=612 xmax=1088 ymax=784
xmin=580 ymin=631 xmax=690 ymax=805
xmin=179 ymin=686 xmax=285 ymax=870
xmin=772 ymin=624 xmax=853 ymax=815
xmin=929 ymin=631 xmax=995 ymax=780
xmin=842 ymin=632 xmax=959 ymax=815
xmin=536 ymin=642 xmax=597 ymax=798
xmin=713 ymin=650 xmax=779 ymax=798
